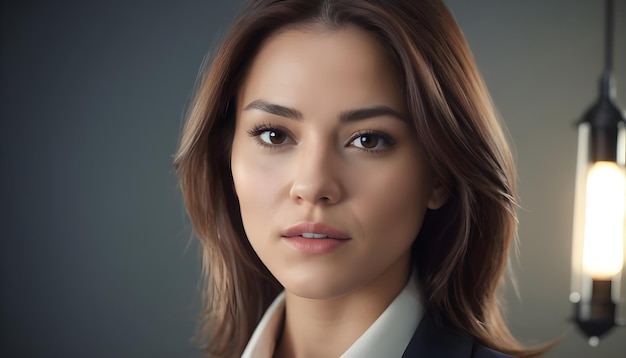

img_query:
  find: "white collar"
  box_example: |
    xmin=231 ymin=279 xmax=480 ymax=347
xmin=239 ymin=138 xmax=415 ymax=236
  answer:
xmin=241 ymin=275 xmax=422 ymax=358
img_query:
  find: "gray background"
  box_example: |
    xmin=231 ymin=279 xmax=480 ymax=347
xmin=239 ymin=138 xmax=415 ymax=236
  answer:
xmin=1 ymin=0 xmax=625 ymax=357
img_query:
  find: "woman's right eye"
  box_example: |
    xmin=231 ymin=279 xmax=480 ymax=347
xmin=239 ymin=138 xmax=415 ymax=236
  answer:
xmin=247 ymin=125 xmax=293 ymax=148
xmin=259 ymin=129 xmax=288 ymax=145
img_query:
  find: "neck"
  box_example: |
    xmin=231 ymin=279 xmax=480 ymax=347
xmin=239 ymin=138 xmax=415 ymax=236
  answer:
xmin=274 ymin=258 xmax=411 ymax=358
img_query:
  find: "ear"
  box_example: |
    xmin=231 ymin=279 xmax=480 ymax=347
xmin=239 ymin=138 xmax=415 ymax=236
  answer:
xmin=427 ymin=179 xmax=449 ymax=210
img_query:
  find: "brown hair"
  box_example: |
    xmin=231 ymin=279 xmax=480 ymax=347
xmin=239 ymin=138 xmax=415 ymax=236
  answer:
xmin=174 ymin=0 xmax=549 ymax=356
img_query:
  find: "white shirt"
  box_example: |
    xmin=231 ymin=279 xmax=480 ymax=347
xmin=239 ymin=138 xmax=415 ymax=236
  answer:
xmin=241 ymin=276 xmax=422 ymax=358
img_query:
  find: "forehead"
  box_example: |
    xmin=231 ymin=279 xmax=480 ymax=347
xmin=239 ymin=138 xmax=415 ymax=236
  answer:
xmin=237 ymin=26 xmax=406 ymax=116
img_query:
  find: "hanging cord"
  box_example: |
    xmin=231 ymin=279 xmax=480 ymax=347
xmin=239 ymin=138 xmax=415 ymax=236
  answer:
xmin=601 ymin=0 xmax=614 ymax=98
xmin=605 ymin=0 xmax=614 ymax=74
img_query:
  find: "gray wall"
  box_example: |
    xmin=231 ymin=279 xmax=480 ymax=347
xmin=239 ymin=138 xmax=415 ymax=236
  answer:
xmin=1 ymin=0 xmax=624 ymax=357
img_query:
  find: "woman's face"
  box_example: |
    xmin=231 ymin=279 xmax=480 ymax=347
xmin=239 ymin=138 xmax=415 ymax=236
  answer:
xmin=231 ymin=26 xmax=446 ymax=300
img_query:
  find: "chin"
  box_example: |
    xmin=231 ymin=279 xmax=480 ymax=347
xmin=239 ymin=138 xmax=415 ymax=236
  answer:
xmin=275 ymin=266 xmax=361 ymax=300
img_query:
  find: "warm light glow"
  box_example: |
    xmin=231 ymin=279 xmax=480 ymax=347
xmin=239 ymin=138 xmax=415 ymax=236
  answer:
xmin=582 ymin=161 xmax=625 ymax=279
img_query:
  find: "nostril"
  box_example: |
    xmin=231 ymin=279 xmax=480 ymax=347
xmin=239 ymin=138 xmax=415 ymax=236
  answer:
xmin=288 ymin=180 xmax=342 ymax=205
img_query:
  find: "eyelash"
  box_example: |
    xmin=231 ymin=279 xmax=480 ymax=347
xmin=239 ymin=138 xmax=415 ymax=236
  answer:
xmin=246 ymin=123 xmax=396 ymax=153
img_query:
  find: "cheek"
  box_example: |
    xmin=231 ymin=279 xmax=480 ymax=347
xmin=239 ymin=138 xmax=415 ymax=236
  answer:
xmin=232 ymin=158 xmax=276 ymax=209
xmin=231 ymin=143 xmax=289 ymax=239
xmin=350 ymin=159 xmax=434 ymax=244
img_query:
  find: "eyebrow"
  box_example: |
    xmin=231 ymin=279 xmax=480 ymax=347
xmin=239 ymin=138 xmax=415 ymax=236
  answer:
xmin=243 ymin=99 xmax=405 ymax=122
xmin=243 ymin=99 xmax=302 ymax=119
xmin=339 ymin=106 xmax=405 ymax=122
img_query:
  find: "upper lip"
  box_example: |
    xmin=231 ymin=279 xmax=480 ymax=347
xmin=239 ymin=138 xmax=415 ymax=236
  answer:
xmin=282 ymin=222 xmax=351 ymax=240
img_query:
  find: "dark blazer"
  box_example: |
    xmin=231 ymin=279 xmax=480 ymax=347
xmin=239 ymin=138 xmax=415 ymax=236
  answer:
xmin=402 ymin=313 xmax=515 ymax=358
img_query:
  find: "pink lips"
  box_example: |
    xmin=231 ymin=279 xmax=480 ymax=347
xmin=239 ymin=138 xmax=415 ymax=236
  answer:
xmin=282 ymin=222 xmax=351 ymax=254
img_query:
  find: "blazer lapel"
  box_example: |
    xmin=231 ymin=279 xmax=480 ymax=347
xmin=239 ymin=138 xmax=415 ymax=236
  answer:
xmin=401 ymin=313 xmax=474 ymax=358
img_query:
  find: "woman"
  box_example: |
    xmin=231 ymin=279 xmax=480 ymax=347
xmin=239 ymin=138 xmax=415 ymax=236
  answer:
xmin=174 ymin=0 xmax=550 ymax=357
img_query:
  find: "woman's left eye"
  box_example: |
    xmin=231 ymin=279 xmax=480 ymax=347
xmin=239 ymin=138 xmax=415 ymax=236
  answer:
xmin=350 ymin=132 xmax=394 ymax=151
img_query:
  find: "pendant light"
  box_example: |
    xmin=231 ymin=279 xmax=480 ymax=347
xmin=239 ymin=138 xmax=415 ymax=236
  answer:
xmin=570 ymin=0 xmax=625 ymax=346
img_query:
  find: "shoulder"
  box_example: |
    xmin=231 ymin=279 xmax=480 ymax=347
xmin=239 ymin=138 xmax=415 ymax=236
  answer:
xmin=472 ymin=341 xmax=515 ymax=358
xmin=402 ymin=313 xmax=515 ymax=358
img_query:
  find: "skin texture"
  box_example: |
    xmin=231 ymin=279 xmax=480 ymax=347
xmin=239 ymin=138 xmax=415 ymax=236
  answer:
xmin=231 ymin=26 xmax=447 ymax=357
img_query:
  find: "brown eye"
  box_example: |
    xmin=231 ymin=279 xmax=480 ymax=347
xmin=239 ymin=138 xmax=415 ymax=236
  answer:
xmin=350 ymin=131 xmax=394 ymax=152
xmin=357 ymin=135 xmax=378 ymax=149
xmin=260 ymin=130 xmax=288 ymax=145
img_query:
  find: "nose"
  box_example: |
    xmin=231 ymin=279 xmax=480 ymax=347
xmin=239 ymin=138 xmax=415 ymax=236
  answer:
xmin=289 ymin=142 xmax=343 ymax=206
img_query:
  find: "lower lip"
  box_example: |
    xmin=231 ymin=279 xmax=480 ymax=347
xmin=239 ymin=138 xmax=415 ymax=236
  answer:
xmin=282 ymin=236 xmax=349 ymax=254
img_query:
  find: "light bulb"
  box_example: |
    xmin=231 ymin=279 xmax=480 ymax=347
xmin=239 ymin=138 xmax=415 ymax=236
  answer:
xmin=582 ymin=161 xmax=625 ymax=279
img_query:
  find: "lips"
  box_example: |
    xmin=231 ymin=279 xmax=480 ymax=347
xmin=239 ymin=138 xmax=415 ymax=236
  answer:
xmin=282 ymin=222 xmax=351 ymax=240
xmin=282 ymin=222 xmax=351 ymax=254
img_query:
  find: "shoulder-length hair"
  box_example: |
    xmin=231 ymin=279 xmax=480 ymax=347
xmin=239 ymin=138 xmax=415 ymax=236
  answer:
xmin=174 ymin=0 xmax=548 ymax=357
